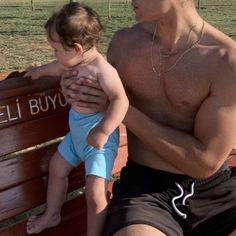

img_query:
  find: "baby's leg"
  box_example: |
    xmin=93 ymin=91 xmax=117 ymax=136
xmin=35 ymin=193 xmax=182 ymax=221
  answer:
xmin=27 ymin=151 xmax=73 ymax=234
xmin=83 ymin=128 xmax=118 ymax=236
xmin=85 ymin=175 xmax=109 ymax=236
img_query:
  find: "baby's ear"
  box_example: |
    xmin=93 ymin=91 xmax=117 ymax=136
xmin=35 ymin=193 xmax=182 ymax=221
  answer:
xmin=74 ymin=43 xmax=83 ymax=55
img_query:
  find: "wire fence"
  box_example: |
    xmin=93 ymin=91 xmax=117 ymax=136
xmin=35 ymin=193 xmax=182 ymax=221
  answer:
xmin=1 ymin=0 xmax=236 ymax=6
xmin=0 ymin=0 xmax=235 ymax=71
xmin=1 ymin=0 xmax=236 ymax=18
xmin=196 ymin=0 xmax=236 ymax=7
xmin=0 ymin=0 xmax=132 ymax=18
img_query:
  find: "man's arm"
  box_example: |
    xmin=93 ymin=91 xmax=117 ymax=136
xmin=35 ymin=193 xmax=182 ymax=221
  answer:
xmin=124 ymin=54 xmax=236 ymax=179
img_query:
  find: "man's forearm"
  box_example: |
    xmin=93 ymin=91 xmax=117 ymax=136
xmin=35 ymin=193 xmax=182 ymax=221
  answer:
xmin=123 ymin=105 xmax=221 ymax=178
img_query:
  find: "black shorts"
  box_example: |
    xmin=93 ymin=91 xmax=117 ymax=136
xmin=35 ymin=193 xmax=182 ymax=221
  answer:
xmin=104 ymin=160 xmax=236 ymax=236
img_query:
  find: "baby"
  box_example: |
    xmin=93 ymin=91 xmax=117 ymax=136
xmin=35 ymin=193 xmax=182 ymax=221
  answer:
xmin=25 ymin=2 xmax=128 ymax=236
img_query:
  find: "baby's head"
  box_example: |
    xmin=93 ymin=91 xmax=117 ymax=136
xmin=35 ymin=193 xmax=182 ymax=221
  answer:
xmin=45 ymin=2 xmax=103 ymax=66
xmin=45 ymin=2 xmax=103 ymax=50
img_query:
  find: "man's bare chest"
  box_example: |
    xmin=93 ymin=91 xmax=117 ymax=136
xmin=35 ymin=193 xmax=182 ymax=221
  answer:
xmin=118 ymin=53 xmax=211 ymax=120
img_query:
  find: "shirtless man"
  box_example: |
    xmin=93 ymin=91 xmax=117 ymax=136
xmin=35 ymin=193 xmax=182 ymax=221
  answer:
xmin=61 ymin=0 xmax=236 ymax=235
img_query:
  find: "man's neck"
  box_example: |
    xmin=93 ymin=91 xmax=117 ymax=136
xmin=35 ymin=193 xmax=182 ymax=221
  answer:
xmin=144 ymin=5 xmax=203 ymax=55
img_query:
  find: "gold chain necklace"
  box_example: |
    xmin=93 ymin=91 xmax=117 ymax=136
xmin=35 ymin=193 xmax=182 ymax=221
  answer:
xmin=150 ymin=20 xmax=205 ymax=80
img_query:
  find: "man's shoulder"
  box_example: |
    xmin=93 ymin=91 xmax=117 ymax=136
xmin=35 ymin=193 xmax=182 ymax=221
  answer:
xmin=112 ymin=24 xmax=139 ymax=42
xmin=203 ymin=24 xmax=236 ymax=72
xmin=200 ymin=24 xmax=236 ymax=93
xmin=205 ymin=23 xmax=236 ymax=58
xmin=209 ymin=42 xmax=236 ymax=96
xmin=107 ymin=24 xmax=140 ymax=64
xmin=215 ymin=42 xmax=236 ymax=73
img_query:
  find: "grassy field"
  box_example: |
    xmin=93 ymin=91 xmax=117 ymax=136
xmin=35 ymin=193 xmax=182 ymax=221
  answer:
xmin=0 ymin=0 xmax=236 ymax=72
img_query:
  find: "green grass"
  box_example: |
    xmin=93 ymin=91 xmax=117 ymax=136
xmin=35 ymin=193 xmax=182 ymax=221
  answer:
xmin=0 ymin=0 xmax=134 ymax=72
xmin=0 ymin=0 xmax=236 ymax=72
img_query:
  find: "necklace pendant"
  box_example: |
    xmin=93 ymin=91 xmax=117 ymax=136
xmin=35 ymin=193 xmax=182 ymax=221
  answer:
xmin=150 ymin=20 xmax=205 ymax=79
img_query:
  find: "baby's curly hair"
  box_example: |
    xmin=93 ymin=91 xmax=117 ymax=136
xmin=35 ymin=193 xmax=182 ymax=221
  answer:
xmin=45 ymin=2 xmax=103 ymax=50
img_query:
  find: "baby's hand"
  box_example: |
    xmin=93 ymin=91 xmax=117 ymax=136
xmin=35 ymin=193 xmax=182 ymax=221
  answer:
xmin=87 ymin=126 xmax=109 ymax=150
xmin=24 ymin=62 xmax=43 ymax=80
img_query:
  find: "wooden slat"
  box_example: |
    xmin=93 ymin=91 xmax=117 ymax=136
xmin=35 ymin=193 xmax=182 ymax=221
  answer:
xmin=112 ymin=145 xmax=127 ymax=174
xmin=0 ymin=144 xmax=85 ymax=222
xmin=0 ymin=87 xmax=68 ymax=129
xmin=0 ymin=195 xmax=87 ymax=236
xmin=0 ymin=111 xmax=69 ymax=156
xmin=37 ymin=195 xmax=87 ymax=236
xmin=0 ymin=177 xmax=48 ymax=222
xmin=119 ymin=124 xmax=127 ymax=147
xmin=0 ymin=166 xmax=85 ymax=222
xmin=0 ymin=144 xmax=57 ymax=191
xmin=0 ymin=144 xmax=86 ymax=193
xmin=0 ymin=72 xmax=11 ymax=81
xmin=0 ymin=125 xmax=126 ymax=191
xmin=0 ymin=71 xmax=26 ymax=81
xmin=0 ymin=76 xmax=62 ymax=100
xmin=228 ymin=150 xmax=236 ymax=167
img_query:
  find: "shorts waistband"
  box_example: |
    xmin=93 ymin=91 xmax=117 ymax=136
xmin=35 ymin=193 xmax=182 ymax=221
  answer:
xmin=194 ymin=162 xmax=229 ymax=186
xmin=124 ymin=159 xmax=230 ymax=189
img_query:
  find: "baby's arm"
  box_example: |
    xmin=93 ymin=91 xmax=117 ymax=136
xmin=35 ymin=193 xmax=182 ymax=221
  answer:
xmin=87 ymin=62 xmax=129 ymax=149
xmin=24 ymin=60 xmax=64 ymax=80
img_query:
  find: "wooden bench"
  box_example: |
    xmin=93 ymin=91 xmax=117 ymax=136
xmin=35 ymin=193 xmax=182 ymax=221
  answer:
xmin=0 ymin=72 xmax=127 ymax=236
xmin=0 ymin=72 xmax=235 ymax=236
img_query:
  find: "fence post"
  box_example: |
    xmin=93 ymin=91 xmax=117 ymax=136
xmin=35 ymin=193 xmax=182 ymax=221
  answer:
xmin=197 ymin=0 xmax=201 ymax=9
xmin=108 ymin=0 xmax=111 ymax=19
xmin=31 ymin=0 xmax=34 ymax=11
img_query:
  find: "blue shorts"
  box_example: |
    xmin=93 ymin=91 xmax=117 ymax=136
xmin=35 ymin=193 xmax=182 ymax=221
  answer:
xmin=58 ymin=109 xmax=119 ymax=180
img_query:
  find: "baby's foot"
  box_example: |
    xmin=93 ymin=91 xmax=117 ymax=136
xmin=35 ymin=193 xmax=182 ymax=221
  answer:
xmin=26 ymin=214 xmax=61 ymax=234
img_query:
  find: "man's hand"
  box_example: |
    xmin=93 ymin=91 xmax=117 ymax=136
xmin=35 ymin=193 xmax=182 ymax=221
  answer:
xmin=60 ymin=69 xmax=108 ymax=112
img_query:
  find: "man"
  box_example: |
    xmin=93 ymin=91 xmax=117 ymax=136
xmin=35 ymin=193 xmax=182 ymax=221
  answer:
xmin=61 ymin=0 xmax=236 ymax=235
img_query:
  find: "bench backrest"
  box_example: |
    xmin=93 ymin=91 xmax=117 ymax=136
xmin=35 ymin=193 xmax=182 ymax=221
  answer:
xmin=0 ymin=73 xmax=127 ymax=236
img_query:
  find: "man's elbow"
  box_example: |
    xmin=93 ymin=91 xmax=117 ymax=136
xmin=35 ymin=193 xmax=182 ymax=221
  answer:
xmin=193 ymin=158 xmax=224 ymax=179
